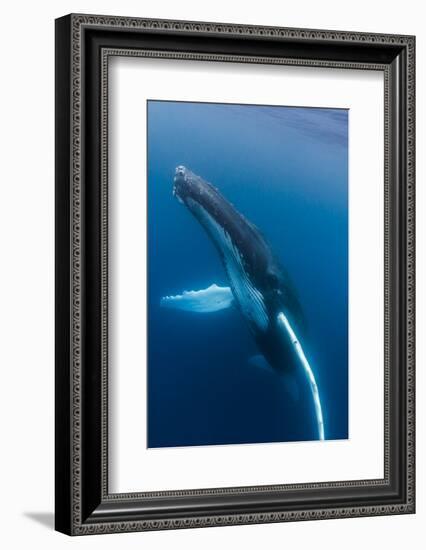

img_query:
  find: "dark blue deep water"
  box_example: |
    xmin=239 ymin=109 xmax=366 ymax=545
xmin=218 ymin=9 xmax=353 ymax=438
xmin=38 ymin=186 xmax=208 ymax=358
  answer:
xmin=147 ymin=100 xmax=348 ymax=448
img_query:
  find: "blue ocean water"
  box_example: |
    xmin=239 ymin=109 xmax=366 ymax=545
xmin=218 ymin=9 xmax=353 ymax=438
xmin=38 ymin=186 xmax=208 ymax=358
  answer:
xmin=147 ymin=100 xmax=348 ymax=448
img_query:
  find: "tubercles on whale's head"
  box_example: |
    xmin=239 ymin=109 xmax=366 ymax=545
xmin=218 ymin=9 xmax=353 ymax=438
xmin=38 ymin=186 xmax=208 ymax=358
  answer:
xmin=173 ymin=165 xmax=191 ymax=205
xmin=173 ymin=165 xmax=216 ymax=209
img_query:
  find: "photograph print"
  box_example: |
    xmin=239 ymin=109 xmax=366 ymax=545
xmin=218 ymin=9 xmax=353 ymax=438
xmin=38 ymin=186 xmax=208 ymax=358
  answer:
xmin=147 ymin=99 xmax=348 ymax=448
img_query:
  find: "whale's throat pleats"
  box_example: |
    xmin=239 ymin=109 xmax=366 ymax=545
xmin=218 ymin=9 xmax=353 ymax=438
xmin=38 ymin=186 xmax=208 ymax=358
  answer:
xmin=187 ymin=199 xmax=269 ymax=331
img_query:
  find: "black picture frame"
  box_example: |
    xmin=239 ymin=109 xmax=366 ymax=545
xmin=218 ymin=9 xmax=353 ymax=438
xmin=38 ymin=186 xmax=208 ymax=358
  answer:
xmin=55 ymin=13 xmax=415 ymax=535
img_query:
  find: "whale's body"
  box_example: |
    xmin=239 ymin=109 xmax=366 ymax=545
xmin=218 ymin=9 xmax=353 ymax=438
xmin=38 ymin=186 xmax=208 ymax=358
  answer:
xmin=161 ymin=166 xmax=324 ymax=440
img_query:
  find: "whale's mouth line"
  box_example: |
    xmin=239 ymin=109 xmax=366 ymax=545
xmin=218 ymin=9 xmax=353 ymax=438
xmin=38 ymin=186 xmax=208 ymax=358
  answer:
xmin=172 ymin=183 xmax=185 ymax=205
xmin=172 ymin=184 xmax=184 ymax=205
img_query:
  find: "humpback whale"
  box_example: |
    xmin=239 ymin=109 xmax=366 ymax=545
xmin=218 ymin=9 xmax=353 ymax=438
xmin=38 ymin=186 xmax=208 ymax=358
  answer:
xmin=161 ymin=166 xmax=325 ymax=440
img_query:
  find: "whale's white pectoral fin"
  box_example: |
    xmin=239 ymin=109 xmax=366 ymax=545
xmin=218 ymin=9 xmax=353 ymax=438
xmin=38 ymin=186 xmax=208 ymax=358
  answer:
xmin=160 ymin=284 xmax=234 ymax=313
xmin=277 ymin=312 xmax=325 ymax=440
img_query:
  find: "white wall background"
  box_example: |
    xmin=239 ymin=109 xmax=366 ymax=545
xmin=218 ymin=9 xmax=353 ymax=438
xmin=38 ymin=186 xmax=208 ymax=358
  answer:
xmin=0 ymin=0 xmax=422 ymax=548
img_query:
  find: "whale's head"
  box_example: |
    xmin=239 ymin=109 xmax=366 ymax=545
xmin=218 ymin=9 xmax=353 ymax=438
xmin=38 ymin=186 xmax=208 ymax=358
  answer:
xmin=173 ymin=165 xmax=213 ymax=206
xmin=171 ymin=166 xmax=302 ymax=332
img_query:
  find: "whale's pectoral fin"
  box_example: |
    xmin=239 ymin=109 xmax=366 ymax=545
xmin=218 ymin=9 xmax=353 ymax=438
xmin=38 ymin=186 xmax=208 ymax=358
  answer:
xmin=160 ymin=284 xmax=234 ymax=313
xmin=277 ymin=311 xmax=325 ymax=440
